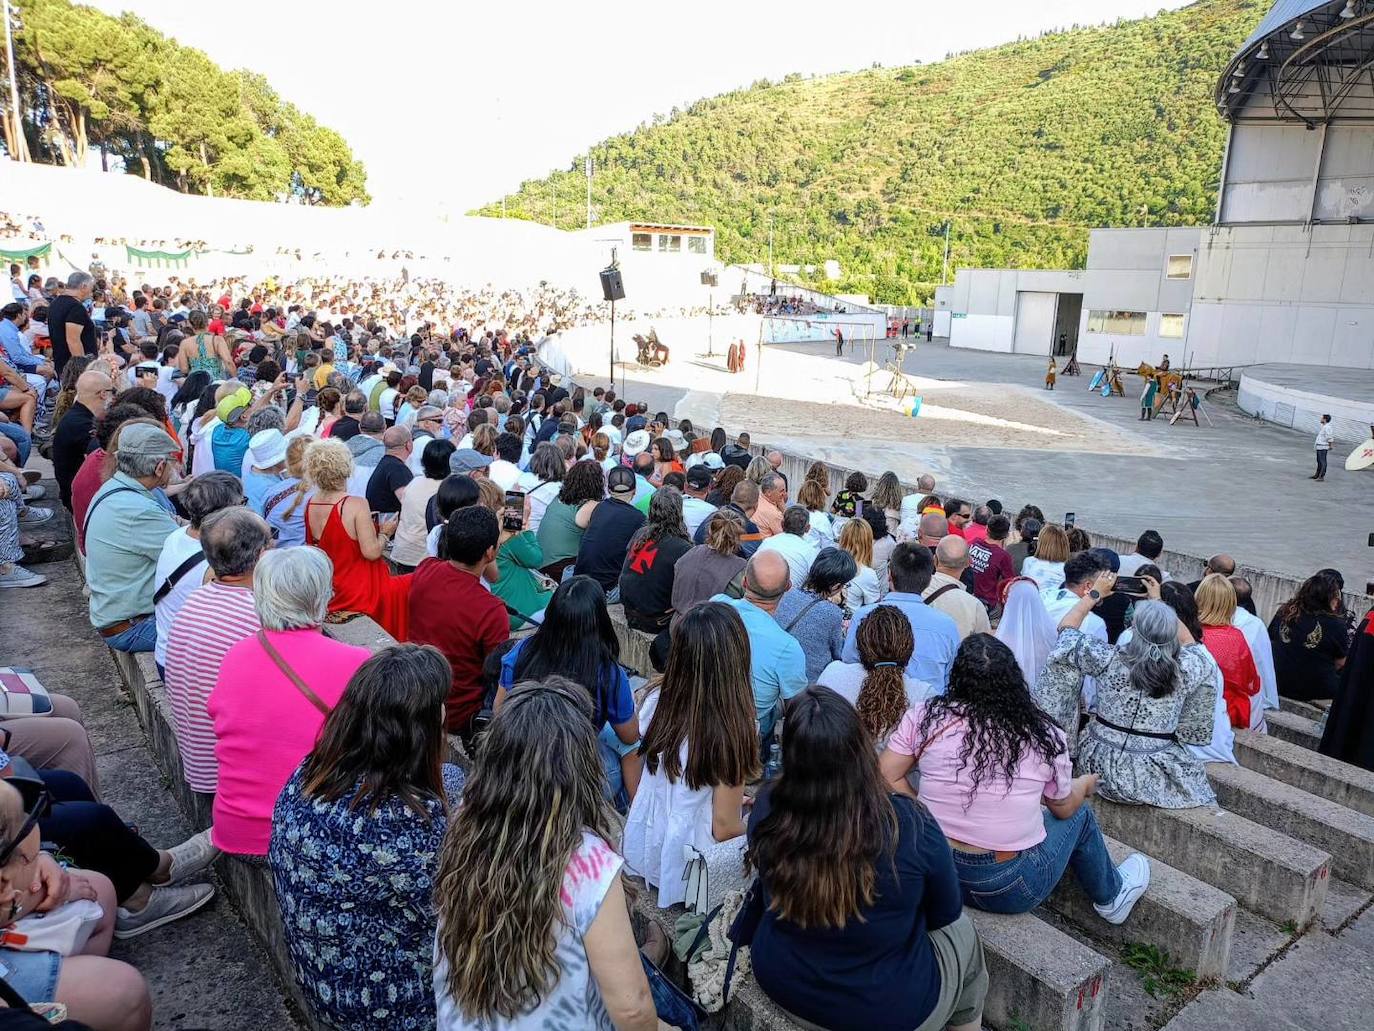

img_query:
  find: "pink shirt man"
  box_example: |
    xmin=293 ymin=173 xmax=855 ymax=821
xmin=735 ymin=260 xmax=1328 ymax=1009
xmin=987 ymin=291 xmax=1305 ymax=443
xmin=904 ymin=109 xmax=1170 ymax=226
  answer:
xmin=887 ymin=703 xmax=1072 ymax=852
xmin=207 ymin=627 xmax=371 ymax=855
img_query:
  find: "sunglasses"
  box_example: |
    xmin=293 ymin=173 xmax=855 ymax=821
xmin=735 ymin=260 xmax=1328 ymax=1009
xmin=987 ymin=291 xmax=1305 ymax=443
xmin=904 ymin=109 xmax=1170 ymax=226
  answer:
xmin=0 ymin=778 xmax=49 ymax=867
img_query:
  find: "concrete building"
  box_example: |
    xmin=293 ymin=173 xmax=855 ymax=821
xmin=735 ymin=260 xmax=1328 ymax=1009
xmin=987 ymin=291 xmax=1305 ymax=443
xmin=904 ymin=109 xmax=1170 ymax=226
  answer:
xmin=948 ymin=0 xmax=1374 ymax=378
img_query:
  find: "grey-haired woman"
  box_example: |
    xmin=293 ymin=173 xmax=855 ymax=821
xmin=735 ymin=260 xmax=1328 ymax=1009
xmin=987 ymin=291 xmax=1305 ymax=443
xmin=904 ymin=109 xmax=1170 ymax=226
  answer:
xmin=1041 ymin=577 xmax=1218 ymax=809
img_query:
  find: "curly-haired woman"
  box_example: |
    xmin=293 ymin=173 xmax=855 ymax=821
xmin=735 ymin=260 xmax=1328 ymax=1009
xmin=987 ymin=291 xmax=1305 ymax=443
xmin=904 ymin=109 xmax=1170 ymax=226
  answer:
xmin=880 ymin=634 xmax=1150 ymax=923
xmin=817 ymin=604 xmax=934 ymax=749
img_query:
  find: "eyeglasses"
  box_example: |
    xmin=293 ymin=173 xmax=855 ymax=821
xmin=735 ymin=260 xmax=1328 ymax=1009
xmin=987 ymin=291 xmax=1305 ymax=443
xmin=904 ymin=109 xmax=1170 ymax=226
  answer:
xmin=0 ymin=778 xmax=49 ymax=867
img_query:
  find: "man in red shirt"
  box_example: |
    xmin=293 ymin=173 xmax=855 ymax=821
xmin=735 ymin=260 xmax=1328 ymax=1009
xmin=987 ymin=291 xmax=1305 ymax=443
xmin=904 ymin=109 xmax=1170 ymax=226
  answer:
xmin=963 ymin=505 xmax=991 ymax=547
xmin=968 ymin=513 xmax=1015 ymax=610
xmin=943 ymin=497 xmax=971 ymax=538
xmin=407 ymin=506 xmax=509 ymax=735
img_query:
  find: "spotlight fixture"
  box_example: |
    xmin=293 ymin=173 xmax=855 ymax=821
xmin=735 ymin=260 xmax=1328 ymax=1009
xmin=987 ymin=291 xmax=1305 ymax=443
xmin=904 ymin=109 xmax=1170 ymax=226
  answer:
xmin=1229 ymin=80 xmax=1241 ymax=94
xmin=1341 ymin=1 xmax=1358 ymax=20
xmin=1232 ymin=62 xmax=1245 ymax=77
xmin=1258 ymin=41 xmax=1270 ymax=59
xmin=1291 ymin=20 xmax=1305 ymax=40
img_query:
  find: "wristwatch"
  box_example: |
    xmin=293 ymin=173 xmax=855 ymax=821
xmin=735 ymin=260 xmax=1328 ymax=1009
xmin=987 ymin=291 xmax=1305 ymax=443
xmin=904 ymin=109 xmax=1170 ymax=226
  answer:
xmin=1088 ymin=589 xmax=1102 ymax=601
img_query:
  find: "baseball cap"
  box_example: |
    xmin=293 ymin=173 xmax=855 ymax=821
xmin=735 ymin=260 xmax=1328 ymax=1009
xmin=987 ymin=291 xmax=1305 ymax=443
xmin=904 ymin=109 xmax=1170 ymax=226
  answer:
xmin=702 ymin=452 xmax=725 ymax=470
xmin=413 ymin=405 xmax=443 ymax=424
xmin=686 ymin=465 xmax=713 ymax=489
xmin=623 ymin=429 xmax=651 ymax=456
xmin=449 ymin=448 xmax=490 ymax=475
xmin=248 ymin=428 xmax=287 ymax=469
xmin=625 ymin=414 xmax=647 ymax=434
xmin=117 ymin=423 xmax=179 ymax=460
xmin=607 ymin=466 xmax=636 ymax=496
xmin=215 ymin=386 xmax=253 ymax=425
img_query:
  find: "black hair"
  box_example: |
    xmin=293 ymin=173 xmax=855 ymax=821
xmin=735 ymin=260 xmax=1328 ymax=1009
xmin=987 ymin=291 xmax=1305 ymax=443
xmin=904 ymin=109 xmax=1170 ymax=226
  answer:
xmin=804 ymin=547 xmax=858 ymax=596
xmin=888 ymin=542 xmax=935 ymax=594
xmin=943 ymin=497 xmax=968 ymax=518
xmin=987 ymin=513 xmax=1011 ymax=540
xmin=512 ymin=576 xmax=621 ymax=726
xmin=861 ymin=505 xmax=890 ymax=541
xmin=986 ymin=499 xmax=1003 ymax=515
xmin=421 ymin=438 xmax=456 ymax=480
xmin=1136 ymin=529 xmax=1164 ymax=560
xmin=95 ymin=403 xmax=158 ymax=450
xmin=914 ymin=634 xmax=1065 ymax=799
xmin=1158 ymin=582 xmax=1204 ymax=641
xmin=1062 ymin=550 xmax=1107 ymax=588
xmin=443 ymin=505 xmax=499 ymax=566
xmin=169 ymin=370 xmax=211 ymax=411
xmin=494 ymin=432 xmax=522 ymax=463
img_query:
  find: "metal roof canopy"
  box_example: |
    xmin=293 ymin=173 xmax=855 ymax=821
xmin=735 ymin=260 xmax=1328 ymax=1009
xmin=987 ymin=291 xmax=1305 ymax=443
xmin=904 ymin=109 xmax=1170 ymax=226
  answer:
xmin=1218 ymin=0 xmax=1374 ymax=124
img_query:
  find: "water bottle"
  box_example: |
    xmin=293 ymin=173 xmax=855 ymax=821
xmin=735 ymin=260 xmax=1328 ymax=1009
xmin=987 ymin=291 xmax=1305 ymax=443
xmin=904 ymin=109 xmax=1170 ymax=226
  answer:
xmin=764 ymin=742 xmax=783 ymax=781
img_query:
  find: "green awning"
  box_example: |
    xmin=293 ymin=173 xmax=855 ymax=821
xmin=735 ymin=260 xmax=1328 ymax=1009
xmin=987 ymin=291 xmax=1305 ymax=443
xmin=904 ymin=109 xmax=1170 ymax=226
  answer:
xmin=126 ymin=245 xmax=192 ymax=268
xmin=0 ymin=242 xmax=52 ymax=262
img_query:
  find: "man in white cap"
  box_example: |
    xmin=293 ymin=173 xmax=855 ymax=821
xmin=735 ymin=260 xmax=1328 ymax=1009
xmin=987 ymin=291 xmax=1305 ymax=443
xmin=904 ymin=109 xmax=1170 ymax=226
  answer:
xmin=84 ymin=423 xmax=181 ymax=652
xmin=243 ymin=428 xmax=290 ymax=515
xmin=408 ymin=405 xmax=444 ymax=475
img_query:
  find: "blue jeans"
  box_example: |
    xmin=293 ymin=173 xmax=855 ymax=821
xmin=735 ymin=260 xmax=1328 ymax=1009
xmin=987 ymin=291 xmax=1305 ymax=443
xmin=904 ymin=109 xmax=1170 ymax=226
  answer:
xmin=104 ymin=616 xmax=157 ymax=654
xmin=599 ymin=723 xmax=634 ymax=812
xmin=953 ymin=805 xmax=1122 ymax=914
xmin=0 ymin=421 xmax=31 ymax=466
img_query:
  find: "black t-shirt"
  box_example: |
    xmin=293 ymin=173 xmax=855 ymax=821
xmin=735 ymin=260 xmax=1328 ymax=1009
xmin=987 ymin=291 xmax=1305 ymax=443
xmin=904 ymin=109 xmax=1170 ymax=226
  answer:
xmin=619 ymin=534 xmax=692 ymax=628
xmin=52 ymin=402 xmax=97 ymax=510
xmin=1269 ymin=611 xmax=1350 ymax=701
xmin=331 ymin=416 xmax=361 ymax=442
xmin=474 ymin=357 xmax=495 ymax=378
xmin=47 ymin=294 xmax=97 ymax=374
xmin=419 ymin=362 xmax=435 ymax=391
xmin=365 ymin=454 xmax=413 ymax=515
xmin=576 ymin=499 xmax=646 ymax=590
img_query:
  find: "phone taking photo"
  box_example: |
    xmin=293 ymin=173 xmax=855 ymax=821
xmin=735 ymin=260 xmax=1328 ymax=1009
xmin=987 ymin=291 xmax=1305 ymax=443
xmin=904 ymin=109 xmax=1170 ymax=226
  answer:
xmin=503 ymin=489 xmax=525 ymax=533
xmin=1064 ymin=511 xmax=1076 ymax=530
xmin=1115 ymin=575 xmax=1147 ymax=596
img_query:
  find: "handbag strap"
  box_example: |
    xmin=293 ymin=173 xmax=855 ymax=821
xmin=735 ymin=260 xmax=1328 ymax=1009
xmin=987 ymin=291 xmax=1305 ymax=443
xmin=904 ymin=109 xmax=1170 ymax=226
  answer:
xmin=153 ymin=548 xmax=205 ymax=605
xmin=256 ymin=632 xmax=331 ymax=715
xmin=0 ymin=975 xmax=33 ymax=1012
xmin=924 ymin=582 xmax=963 ymax=606
xmin=782 ymin=596 xmax=825 ymax=633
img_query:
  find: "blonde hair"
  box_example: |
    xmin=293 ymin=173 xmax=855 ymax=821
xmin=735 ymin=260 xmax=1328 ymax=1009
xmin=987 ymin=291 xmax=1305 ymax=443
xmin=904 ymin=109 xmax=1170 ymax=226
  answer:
xmin=1195 ymin=573 xmax=1238 ymax=627
xmin=838 ymin=516 xmax=874 ymax=568
xmin=1036 ymin=524 xmax=1071 ymax=563
xmin=474 ymin=476 xmax=504 ymax=514
xmin=303 ymin=438 xmax=353 ymax=493
xmin=282 ymin=436 xmax=313 ymax=520
xmin=471 ymin=423 xmax=498 ymax=457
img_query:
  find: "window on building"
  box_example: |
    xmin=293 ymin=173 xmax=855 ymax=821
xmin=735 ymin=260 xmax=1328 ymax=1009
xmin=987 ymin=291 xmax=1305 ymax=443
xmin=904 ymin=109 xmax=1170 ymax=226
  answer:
xmin=687 ymin=236 xmax=707 ymax=255
xmin=632 ymin=233 xmax=652 ymax=252
xmin=1160 ymin=313 xmax=1186 ymax=339
xmin=658 ymin=234 xmax=682 ymax=253
xmin=1166 ymin=254 xmax=1193 ymax=280
xmin=1086 ymin=310 xmax=1148 ymax=335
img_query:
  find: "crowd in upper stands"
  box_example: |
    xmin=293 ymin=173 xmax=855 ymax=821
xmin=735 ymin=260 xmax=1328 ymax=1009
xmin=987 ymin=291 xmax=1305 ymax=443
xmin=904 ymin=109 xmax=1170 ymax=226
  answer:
xmin=1 ymin=256 xmax=1371 ymax=1031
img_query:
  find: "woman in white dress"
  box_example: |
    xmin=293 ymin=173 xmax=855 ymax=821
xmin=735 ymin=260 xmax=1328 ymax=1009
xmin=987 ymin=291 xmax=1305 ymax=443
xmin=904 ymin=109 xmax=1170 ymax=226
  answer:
xmin=621 ymin=602 xmax=760 ymax=909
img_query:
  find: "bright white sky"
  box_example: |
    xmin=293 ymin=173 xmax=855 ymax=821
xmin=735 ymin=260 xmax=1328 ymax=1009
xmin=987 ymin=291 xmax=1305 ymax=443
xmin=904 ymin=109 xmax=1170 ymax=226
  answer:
xmin=89 ymin=0 xmax=1191 ymax=214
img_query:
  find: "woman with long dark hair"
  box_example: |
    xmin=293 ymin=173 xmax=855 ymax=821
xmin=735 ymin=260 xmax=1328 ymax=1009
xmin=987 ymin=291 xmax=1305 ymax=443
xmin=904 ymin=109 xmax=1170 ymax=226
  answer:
xmin=270 ymin=644 xmax=462 ymax=1031
xmin=880 ymin=635 xmax=1150 ymax=921
xmin=434 ymin=678 xmax=657 ymax=1030
xmin=704 ymin=464 xmax=744 ymax=508
xmin=618 ymin=486 xmax=692 ymax=633
xmin=747 ymin=686 xmax=988 ymax=1031
xmin=1269 ymin=570 xmax=1349 ymax=701
xmin=537 ymin=458 xmax=604 ymax=579
xmin=622 ymin=603 xmax=759 ymax=908
xmin=500 ymin=576 xmax=640 ymax=802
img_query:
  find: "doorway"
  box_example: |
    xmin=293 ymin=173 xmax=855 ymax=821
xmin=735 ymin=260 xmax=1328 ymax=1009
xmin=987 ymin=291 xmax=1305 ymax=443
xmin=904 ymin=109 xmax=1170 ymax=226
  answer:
xmin=1054 ymin=293 xmax=1083 ymax=356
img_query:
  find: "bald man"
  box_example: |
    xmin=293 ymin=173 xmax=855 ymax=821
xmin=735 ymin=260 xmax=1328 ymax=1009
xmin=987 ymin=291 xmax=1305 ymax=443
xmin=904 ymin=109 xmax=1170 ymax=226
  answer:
xmin=923 ymin=536 xmax=991 ymax=639
xmin=364 ymin=424 xmax=414 ymax=515
xmin=711 ymin=548 xmax=807 ymax=739
xmin=1188 ymin=553 xmax=1237 ymax=595
xmin=918 ymin=511 xmax=949 ymax=549
xmin=766 ymin=450 xmax=784 ymax=472
xmin=53 ymin=369 xmax=114 ymax=511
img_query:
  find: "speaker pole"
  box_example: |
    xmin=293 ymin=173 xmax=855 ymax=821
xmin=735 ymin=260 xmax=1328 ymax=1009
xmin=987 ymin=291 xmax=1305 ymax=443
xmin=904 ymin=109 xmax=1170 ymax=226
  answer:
xmin=609 ymin=297 xmax=616 ymax=394
xmin=708 ymin=288 xmax=714 ymax=357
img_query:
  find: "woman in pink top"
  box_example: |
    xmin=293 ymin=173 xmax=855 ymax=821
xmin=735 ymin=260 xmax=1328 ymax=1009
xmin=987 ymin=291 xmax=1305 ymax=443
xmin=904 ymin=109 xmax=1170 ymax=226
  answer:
xmin=208 ymin=546 xmax=371 ymax=856
xmin=879 ymin=634 xmax=1151 ymax=925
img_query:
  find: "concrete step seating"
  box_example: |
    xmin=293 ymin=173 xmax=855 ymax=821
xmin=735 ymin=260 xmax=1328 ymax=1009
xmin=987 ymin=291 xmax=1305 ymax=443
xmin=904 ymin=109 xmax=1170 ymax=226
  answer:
xmin=1093 ymin=798 xmax=1330 ymax=928
xmin=1265 ymin=709 xmax=1323 ymax=751
xmin=1206 ymin=762 xmax=1374 ymax=890
xmin=1234 ymin=729 xmax=1374 ymax=819
xmin=1044 ymin=835 xmax=1235 ymax=981
xmin=1277 ymin=696 xmax=1328 ymax=722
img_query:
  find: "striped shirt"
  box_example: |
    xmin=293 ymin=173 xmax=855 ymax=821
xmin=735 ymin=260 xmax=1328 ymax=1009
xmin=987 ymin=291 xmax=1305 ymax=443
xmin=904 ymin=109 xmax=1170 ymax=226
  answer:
xmin=163 ymin=581 xmax=261 ymax=793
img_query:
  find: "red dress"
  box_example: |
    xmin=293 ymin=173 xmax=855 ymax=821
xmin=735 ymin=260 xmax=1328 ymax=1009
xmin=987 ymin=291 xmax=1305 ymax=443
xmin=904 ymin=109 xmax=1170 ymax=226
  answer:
xmin=306 ymin=498 xmax=412 ymax=640
xmin=1202 ymin=624 xmax=1261 ymax=729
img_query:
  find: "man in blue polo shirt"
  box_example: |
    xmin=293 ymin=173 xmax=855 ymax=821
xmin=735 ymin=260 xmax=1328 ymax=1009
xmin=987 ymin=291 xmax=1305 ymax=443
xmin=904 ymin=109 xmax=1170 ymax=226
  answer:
xmin=843 ymin=541 xmax=960 ymax=692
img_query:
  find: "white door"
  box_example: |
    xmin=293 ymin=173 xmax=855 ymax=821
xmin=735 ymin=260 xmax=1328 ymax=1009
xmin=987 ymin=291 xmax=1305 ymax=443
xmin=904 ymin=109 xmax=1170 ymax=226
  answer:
xmin=1013 ymin=292 xmax=1056 ymax=355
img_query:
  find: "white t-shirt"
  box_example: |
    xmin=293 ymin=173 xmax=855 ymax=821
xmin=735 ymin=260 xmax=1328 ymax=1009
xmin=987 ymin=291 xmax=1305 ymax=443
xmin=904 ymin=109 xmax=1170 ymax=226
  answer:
xmin=526 ymin=479 xmax=561 ymax=534
xmin=433 ymin=830 xmax=623 ymax=1030
xmin=817 ymin=660 xmax=934 ymax=711
xmin=488 ymin=459 xmax=522 ymax=492
xmin=681 ymin=496 xmax=717 ymax=537
xmin=755 ymin=533 xmax=820 ymax=592
xmin=189 ymin=416 xmax=221 ymax=478
xmin=153 ymin=527 xmax=210 ymax=669
xmin=1021 ymin=557 xmax=1065 ymax=594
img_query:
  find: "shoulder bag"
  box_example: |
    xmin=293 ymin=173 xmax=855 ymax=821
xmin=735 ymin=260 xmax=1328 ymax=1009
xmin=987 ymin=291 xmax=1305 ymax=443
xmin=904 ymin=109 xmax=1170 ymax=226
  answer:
xmin=256 ymin=631 xmax=331 ymax=715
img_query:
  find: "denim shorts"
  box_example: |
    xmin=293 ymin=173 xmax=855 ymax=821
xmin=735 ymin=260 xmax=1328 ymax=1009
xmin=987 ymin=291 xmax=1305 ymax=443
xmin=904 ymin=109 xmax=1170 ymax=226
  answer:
xmin=0 ymin=948 xmax=62 ymax=1003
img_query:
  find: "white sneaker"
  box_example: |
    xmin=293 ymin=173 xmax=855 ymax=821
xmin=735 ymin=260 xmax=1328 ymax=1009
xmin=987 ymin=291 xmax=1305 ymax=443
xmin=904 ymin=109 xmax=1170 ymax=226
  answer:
xmin=115 ymin=883 xmax=215 ymax=939
xmin=0 ymin=564 xmax=46 ymax=589
xmin=17 ymin=506 xmax=52 ymax=526
xmin=164 ymin=829 xmax=220 ymax=885
xmin=1094 ymin=854 xmax=1150 ymax=925
xmin=21 ymin=484 xmax=46 ymax=501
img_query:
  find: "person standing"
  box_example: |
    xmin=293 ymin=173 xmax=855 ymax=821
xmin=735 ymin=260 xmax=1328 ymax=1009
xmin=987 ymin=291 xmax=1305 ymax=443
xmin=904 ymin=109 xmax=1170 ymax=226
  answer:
xmin=1312 ymin=414 xmax=1334 ymax=482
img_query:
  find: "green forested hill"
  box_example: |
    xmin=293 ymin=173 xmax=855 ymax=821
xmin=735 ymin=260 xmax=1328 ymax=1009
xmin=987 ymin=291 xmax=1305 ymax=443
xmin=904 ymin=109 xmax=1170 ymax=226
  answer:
xmin=478 ymin=0 xmax=1264 ymax=303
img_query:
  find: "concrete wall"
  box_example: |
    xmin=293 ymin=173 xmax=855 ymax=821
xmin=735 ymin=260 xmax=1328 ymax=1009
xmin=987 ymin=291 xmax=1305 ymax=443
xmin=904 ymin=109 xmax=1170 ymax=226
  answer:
xmin=948 ymin=268 xmax=1089 ymax=354
xmin=1186 ymin=223 xmax=1374 ymax=370
xmin=1238 ymin=366 xmax=1374 ymax=443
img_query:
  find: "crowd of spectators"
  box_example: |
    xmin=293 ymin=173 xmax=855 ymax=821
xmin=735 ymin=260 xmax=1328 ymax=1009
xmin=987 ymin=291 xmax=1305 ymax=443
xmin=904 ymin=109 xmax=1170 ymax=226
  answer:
xmin=3 ymin=258 xmax=1371 ymax=1031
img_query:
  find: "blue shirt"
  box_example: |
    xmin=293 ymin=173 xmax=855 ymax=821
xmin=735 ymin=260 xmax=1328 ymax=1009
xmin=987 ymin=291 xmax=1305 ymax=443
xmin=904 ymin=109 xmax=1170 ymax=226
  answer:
xmin=842 ymin=591 xmax=960 ymax=692
xmin=499 ymin=639 xmax=635 ymax=729
xmin=710 ymin=595 xmax=808 ymax=725
xmin=210 ymin=424 xmax=251 ymax=474
xmin=0 ymin=320 xmax=39 ymax=372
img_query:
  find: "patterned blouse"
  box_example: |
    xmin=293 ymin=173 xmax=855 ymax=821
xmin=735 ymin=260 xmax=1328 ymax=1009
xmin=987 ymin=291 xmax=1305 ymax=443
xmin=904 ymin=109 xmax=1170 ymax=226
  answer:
xmin=1039 ymin=629 xmax=1217 ymax=809
xmin=269 ymin=763 xmax=465 ymax=1031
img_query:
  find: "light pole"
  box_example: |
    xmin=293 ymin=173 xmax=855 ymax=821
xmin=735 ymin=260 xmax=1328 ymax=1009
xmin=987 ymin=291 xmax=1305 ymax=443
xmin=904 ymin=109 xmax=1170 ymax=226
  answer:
xmin=941 ymin=220 xmax=952 ymax=284
xmin=585 ymin=155 xmax=593 ymax=230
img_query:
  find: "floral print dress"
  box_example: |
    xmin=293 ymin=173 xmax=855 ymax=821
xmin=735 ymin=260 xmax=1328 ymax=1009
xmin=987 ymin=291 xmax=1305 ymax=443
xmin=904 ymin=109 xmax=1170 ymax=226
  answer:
xmin=270 ymin=763 xmax=465 ymax=1031
xmin=1039 ymin=629 xmax=1217 ymax=809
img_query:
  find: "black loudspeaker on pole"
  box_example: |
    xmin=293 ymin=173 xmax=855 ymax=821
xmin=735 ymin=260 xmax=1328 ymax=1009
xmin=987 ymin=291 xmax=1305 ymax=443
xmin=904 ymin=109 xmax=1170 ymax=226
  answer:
xmin=600 ymin=264 xmax=624 ymax=389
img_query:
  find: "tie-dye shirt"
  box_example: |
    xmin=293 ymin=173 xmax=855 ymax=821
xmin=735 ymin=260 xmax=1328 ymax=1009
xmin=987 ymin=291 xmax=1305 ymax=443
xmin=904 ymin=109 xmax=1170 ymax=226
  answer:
xmin=433 ymin=831 xmax=623 ymax=1030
